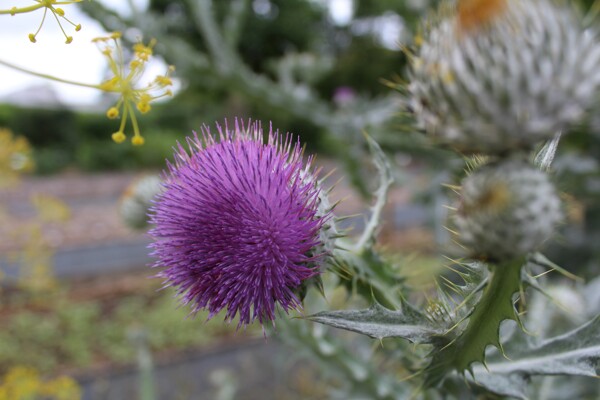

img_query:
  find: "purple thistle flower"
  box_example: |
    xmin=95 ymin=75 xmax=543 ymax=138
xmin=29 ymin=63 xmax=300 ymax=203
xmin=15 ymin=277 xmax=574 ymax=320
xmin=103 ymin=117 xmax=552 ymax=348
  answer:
xmin=149 ymin=119 xmax=329 ymax=327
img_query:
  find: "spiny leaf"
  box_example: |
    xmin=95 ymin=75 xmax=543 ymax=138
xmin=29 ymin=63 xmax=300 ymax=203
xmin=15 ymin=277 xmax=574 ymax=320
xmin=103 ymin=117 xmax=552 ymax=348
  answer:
xmin=533 ymin=132 xmax=561 ymax=172
xmin=307 ymin=302 xmax=445 ymax=344
xmin=424 ymin=258 xmax=524 ymax=386
xmin=441 ymin=260 xmax=489 ymax=317
xmin=468 ymin=316 xmax=600 ymax=399
xmin=528 ymin=252 xmax=583 ymax=282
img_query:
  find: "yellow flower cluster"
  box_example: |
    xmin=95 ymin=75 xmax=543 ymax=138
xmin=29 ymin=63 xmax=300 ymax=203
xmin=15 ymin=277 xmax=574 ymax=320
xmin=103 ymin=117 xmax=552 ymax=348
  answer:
xmin=0 ymin=366 xmax=81 ymax=400
xmin=0 ymin=128 xmax=35 ymax=188
xmin=93 ymin=32 xmax=175 ymax=145
xmin=0 ymin=0 xmax=82 ymax=44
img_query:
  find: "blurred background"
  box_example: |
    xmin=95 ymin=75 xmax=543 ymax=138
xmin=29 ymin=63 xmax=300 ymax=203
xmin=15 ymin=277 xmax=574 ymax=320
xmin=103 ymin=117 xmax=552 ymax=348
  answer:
xmin=0 ymin=0 xmax=598 ymax=399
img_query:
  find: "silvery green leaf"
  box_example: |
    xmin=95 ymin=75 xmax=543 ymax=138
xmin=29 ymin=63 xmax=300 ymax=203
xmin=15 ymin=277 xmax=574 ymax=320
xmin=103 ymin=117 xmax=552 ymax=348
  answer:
xmin=307 ymin=302 xmax=444 ymax=344
xmin=469 ymin=316 xmax=600 ymax=399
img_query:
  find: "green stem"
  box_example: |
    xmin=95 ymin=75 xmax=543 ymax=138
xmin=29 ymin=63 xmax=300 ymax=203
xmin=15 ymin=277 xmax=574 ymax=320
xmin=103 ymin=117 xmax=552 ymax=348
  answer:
xmin=0 ymin=4 xmax=44 ymax=14
xmin=126 ymin=102 xmax=141 ymax=137
xmin=425 ymin=258 xmax=524 ymax=386
xmin=0 ymin=58 xmax=101 ymax=90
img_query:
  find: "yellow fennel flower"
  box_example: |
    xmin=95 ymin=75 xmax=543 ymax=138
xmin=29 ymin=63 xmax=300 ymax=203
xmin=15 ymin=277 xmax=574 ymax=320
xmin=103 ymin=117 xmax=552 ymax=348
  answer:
xmin=94 ymin=33 xmax=175 ymax=145
xmin=0 ymin=0 xmax=83 ymax=44
xmin=0 ymin=32 xmax=175 ymax=145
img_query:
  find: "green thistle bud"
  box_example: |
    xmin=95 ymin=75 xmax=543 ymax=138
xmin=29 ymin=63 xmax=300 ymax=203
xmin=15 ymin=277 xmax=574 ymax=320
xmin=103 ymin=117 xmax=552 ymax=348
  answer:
xmin=453 ymin=159 xmax=562 ymax=261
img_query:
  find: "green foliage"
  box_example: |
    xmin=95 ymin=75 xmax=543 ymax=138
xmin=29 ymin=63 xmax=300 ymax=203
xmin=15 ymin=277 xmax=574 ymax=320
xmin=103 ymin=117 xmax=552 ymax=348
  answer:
xmin=425 ymin=259 xmax=524 ymax=386
xmin=0 ymin=103 xmax=193 ymax=172
xmin=74 ymin=130 xmax=183 ymax=172
xmin=465 ymin=316 xmax=600 ymax=399
xmin=0 ymin=105 xmax=79 ymax=148
xmin=0 ymin=289 xmax=239 ymax=374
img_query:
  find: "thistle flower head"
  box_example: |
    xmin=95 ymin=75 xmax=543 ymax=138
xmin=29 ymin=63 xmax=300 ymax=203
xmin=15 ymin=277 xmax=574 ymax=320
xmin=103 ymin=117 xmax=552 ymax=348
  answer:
xmin=149 ymin=120 xmax=331 ymax=327
xmin=93 ymin=33 xmax=174 ymax=145
xmin=407 ymin=0 xmax=600 ymax=154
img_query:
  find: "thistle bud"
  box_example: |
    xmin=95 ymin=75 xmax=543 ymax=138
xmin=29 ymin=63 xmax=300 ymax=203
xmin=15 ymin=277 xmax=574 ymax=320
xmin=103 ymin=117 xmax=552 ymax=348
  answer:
xmin=119 ymin=175 xmax=163 ymax=230
xmin=453 ymin=159 xmax=562 ymax=261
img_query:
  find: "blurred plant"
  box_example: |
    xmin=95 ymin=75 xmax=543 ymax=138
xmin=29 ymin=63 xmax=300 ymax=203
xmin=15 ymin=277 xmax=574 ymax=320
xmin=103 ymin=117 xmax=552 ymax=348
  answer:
xmin=6 ymin=194 xmax=70 ymax=294
xmin=0 ymin=128 xmax=69 ymax=293
xmin=0 ymin=366 xmax=80 ymax=400
xmin=0 ymin=128 xmax=34 ymax=188
xmin=128 ymin=327 xmax=156 ymax=400
xmin=0 ymin=288 xmax=243 ymax=374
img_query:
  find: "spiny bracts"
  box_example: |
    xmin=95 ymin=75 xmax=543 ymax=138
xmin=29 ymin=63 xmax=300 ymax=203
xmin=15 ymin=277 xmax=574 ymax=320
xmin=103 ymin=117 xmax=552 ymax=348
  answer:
xmin=453 ymin=158 xmax=562 ymax=261
xmin=407 ymin=0 xmax=600 ymax=154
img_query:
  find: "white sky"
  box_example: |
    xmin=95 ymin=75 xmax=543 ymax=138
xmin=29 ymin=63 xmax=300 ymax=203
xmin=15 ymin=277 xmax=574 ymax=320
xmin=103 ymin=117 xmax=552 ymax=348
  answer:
xmin=329 ymin=0 xmax=353 ymax=25
xmin=0 ymin=0 xmax=354 ymax=107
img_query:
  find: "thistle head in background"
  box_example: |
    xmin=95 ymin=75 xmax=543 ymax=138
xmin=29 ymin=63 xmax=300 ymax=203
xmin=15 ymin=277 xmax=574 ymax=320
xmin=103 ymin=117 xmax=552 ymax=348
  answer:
xmin=119 ymin=175 xmax=164 ymax=230
xmin=452 ymin=158 xmax=562 ymax=262
xmin=406 ymin=0 xmax=600 ymax=154
xmin=149 ymin=120 xmax=333 ymax=327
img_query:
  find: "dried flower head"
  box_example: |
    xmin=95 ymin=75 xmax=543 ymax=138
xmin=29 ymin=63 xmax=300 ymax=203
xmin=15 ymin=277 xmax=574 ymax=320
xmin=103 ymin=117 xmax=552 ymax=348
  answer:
xmin=407 ymin=0 xmax=600 ymax=154
xmin=149 ymin=120 xmax=331 ymax=327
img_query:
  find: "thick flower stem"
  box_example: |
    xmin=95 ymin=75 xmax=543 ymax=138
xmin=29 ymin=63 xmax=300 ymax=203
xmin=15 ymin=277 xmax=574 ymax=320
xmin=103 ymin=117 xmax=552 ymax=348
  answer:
xmin=425 ymin=258 xmax=524 ymax=386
